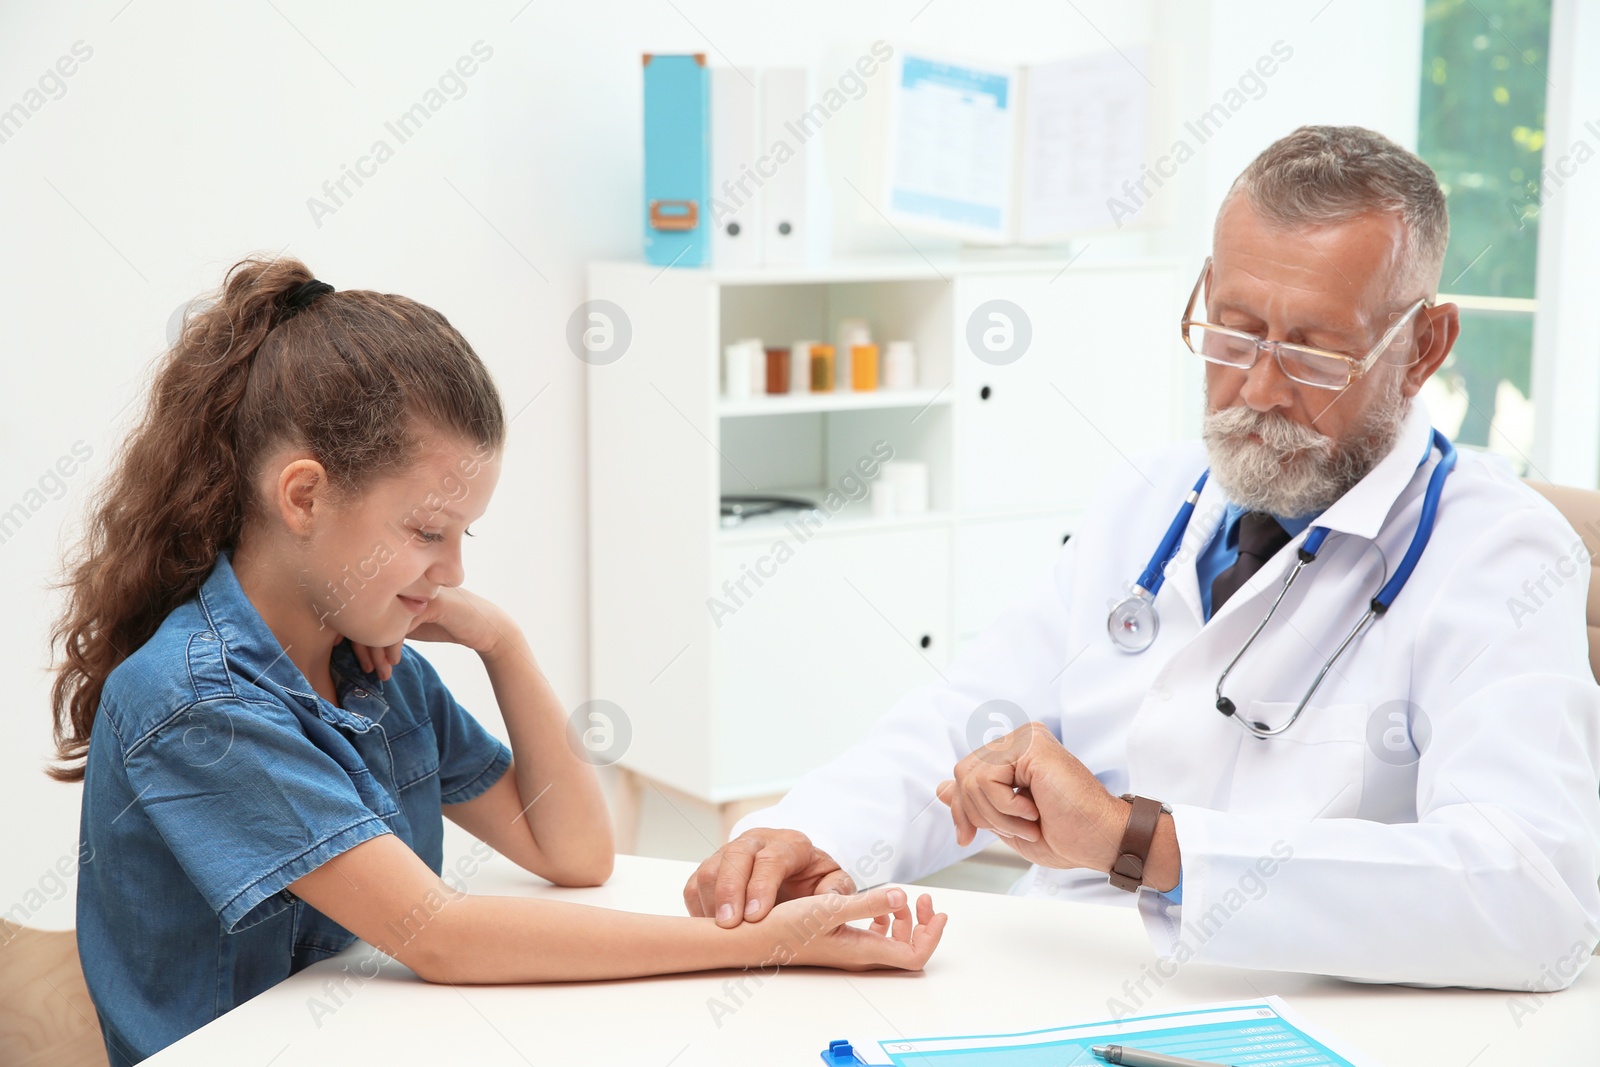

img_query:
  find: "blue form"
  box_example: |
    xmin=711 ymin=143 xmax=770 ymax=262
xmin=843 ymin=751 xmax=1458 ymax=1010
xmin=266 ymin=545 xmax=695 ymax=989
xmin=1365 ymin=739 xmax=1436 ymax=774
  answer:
xmin=824 ymin=1001 xmax=1366 ymax=1066
xmin=888 ymin=57 xmax=1011 ymax=231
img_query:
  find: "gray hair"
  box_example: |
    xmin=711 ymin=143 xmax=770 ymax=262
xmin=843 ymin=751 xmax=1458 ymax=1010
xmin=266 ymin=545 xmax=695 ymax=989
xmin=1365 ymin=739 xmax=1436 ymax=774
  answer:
xmin=1217 ymin=125 xmax=1450 ymax=300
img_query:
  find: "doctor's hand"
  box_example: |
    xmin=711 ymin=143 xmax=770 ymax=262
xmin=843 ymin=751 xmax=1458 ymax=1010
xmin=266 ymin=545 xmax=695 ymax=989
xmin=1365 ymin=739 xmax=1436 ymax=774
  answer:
xmin=684 ymin=828 xmax=857 ymax=928
xmin=937 ymin=722 xmax=1131 ymax=877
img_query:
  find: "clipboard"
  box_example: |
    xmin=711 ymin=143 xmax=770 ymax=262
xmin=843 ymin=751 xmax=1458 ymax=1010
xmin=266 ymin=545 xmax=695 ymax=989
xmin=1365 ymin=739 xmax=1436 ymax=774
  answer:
xmin=820 ymin=1038 xmax=869 ymax=1065
xmin=819 ymin=996 xmax=1381 ymax=1066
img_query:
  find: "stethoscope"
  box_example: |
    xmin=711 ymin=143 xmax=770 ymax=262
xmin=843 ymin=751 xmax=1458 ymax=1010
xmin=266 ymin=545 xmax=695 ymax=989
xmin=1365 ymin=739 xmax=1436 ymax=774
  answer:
xmin=1106 ymin=428 xmax=1457 ymax=737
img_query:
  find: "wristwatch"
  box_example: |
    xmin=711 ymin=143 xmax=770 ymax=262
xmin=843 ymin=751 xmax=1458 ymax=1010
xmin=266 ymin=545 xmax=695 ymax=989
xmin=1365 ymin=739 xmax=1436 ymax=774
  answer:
xmin=1109 ymin=793 xmax=1171 ymax=892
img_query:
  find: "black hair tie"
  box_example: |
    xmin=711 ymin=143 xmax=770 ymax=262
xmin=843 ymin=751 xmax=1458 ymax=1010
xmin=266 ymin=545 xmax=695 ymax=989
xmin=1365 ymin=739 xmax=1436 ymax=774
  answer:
xmin=282 ymin=279 xmax=335 ymax=314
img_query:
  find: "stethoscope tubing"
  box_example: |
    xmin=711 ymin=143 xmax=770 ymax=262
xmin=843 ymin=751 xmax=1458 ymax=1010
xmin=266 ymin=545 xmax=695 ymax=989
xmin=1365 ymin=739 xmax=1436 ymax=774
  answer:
xmin=1112 ymin=428 xmax=1456 ymax=738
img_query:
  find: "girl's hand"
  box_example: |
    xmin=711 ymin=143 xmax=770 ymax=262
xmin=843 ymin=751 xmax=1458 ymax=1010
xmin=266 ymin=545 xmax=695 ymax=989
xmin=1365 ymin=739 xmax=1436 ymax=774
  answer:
xmin=350 ymin=587 xmax=523 ymax=681
xmin=760 ymin=886 xmax=947 ymax=972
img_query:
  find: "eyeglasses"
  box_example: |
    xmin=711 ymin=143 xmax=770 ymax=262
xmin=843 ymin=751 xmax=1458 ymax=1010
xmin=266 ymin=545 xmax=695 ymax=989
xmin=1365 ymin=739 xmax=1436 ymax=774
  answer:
xmin=1180 ymin=256 xmax=1429 ymax=390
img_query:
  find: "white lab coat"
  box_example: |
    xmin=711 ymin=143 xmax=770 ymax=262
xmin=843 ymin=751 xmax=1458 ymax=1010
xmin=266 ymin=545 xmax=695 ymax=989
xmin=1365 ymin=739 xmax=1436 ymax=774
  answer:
xmin=733 ymin=398 xmax=1600 ymax=991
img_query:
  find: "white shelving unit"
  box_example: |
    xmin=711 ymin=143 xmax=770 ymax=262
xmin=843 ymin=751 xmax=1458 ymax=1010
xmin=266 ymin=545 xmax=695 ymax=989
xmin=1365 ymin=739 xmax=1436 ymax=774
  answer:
xmin=718 ymin=387 xmax=951 ymax=418
xmin=586 ymin=256 xmax=1189 ymax=841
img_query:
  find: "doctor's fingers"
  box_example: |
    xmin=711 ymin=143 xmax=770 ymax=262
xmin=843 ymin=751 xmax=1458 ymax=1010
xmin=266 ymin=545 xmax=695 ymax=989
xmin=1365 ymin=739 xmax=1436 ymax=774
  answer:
xmin=697 ymin=840 xmax=760 ymax=925
xmin=940 ymin=779 xmax=980 ymax=845
xmin=955 ymin=759 xmax=1043 ymax=822
xmin=685 ymin=845 xmax=749 ymax=919
xmin=944 ymin=774 xmax=1036 ymax=846
xmin=739 ymin=843 xmax=814 ymax=924
xmin=701 ymin=835 xmax=806 ymax=926
xmin=958 ymin=775 xmax=1042 ymax=842
xmin=683 ymin=866 xmax=712 ymax=918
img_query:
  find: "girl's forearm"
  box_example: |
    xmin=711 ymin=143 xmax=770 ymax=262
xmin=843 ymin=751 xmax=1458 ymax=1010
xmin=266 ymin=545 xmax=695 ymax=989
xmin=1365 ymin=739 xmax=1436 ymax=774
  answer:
xmin=419 ymin=895 xmax=781 ymax=984
xmin=480 ymin=636 xmax=614 ymax=881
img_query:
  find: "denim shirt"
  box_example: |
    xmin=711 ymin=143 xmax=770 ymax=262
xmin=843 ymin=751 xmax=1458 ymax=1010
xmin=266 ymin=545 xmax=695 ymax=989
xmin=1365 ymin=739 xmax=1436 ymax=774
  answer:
xmin=76 ymin=549 xmax=511 ymax=1066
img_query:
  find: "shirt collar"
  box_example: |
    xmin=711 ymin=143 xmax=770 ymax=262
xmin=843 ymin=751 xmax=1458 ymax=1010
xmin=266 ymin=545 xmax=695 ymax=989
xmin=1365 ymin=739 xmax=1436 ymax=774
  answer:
xmin=1302 ymin=395 xmax=1436 ymax=540
xmin=1218 ymin=501 xmax=1316 ymax=550
xmin=195 ymin=549 xmax=380 ymax=722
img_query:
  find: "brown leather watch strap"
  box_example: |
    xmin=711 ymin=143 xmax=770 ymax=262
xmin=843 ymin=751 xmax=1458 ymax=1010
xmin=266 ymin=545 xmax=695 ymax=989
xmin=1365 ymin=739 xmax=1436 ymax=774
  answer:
xmin=1109 ymin=793 xmax=1166 ymax=892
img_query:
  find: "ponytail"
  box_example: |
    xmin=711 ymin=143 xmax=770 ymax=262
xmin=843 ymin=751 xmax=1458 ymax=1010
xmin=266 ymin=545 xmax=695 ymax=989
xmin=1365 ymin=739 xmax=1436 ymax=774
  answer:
xmin=48 ymin=255 xmax=504 ymax=781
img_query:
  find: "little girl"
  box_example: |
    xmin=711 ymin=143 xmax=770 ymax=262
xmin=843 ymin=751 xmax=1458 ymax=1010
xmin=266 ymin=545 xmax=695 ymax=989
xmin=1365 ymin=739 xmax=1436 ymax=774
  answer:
xmin=51 ymin=256 xmax=946 ymax=1065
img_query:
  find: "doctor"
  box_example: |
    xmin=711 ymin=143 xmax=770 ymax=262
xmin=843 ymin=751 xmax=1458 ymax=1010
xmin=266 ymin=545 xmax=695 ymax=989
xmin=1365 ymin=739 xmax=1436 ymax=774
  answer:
xmin=684 ymin=125 xmax=1600 ymax=992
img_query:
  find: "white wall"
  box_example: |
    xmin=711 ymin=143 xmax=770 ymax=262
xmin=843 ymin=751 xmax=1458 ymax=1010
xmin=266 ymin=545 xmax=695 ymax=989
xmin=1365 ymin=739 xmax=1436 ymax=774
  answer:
xmin=0 ymin=0 xmax=1419 ymax=928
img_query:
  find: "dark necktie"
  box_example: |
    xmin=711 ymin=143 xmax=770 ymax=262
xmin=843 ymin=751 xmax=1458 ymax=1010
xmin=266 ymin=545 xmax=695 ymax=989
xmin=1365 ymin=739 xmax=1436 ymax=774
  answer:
xmin=1211 ymin=511 xmax=1292 ymax=614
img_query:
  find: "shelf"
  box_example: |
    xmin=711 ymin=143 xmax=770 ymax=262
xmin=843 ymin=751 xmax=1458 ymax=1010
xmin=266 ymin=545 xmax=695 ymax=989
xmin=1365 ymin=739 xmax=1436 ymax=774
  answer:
xmin=718 ymin=485 xmax=954 ymax=543
xmin=719 ymin=507 xmax=957 ymax=543
xmin=592 ymin=253 xmax=1180 ymax=287
xmin=718 ymin=388 xmax=951 ymax=418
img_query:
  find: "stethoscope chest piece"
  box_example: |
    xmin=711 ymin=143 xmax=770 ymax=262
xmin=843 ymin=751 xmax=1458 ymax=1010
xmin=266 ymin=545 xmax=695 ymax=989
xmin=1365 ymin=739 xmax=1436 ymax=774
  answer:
xmin=1108 ymin=591 xmax=1158 ymax=653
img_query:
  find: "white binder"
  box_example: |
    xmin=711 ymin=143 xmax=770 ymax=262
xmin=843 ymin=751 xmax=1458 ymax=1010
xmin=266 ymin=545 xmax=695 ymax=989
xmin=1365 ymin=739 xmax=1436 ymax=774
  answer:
xmin=758 ymin=67 xmax=830 ymax=266
xmin=709 ymin=67 xmax=761 ymax=267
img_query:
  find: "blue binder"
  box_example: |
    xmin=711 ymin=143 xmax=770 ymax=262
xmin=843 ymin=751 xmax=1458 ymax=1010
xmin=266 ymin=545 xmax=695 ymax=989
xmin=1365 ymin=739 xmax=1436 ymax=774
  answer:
xmin=642 ymin=52 xmax=710 ymax=268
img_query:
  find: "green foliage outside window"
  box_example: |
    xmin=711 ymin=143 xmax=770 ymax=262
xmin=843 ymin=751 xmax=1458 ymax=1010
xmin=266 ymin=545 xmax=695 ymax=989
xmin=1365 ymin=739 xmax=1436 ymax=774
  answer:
xmin=1416 ymin=0 xmax=1550 ymax=458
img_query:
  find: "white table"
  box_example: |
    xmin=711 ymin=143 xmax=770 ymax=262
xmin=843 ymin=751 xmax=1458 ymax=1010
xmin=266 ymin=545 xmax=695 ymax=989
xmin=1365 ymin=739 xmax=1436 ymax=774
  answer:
xmin=145 ymin=854 xmax=1600 ymax=1065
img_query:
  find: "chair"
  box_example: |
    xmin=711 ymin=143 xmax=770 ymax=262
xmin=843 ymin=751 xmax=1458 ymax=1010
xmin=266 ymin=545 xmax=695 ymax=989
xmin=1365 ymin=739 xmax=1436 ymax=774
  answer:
xmin=1523 ymin=480 xmax=1600 ymax=683
xmin=0 ymin=920 xmax=108 ymax=1067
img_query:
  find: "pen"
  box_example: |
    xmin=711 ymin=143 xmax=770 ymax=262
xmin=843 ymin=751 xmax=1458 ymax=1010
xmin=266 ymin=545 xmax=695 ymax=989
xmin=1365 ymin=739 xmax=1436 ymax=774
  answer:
xmin=1090 ymin=1044 xmax=1238 ymax=1067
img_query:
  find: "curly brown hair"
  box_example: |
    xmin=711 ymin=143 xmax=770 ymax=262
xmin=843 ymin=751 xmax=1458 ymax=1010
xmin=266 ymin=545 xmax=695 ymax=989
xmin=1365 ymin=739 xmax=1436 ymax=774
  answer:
xmin=47 ymin=254 xmax=505 ymax=782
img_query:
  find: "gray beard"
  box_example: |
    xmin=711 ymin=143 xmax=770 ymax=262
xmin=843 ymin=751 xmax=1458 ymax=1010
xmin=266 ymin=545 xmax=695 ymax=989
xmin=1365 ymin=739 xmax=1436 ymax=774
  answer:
xmin=1202 ymin=376 xmax=1410 ymax=518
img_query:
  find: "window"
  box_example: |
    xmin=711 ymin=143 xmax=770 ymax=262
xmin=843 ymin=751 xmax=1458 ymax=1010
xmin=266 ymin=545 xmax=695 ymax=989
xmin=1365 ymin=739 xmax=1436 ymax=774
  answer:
xmin=1415 ymin=0 xmax=1552 ymax=474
